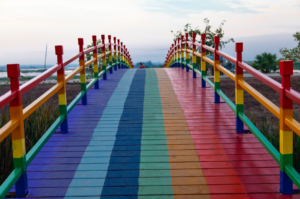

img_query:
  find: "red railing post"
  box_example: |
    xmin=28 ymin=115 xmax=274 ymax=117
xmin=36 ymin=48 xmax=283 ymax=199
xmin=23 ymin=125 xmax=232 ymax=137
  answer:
xmin=7 ymin=64 xmax=28 ymax=197
xmin=108 ymin=35 xmax=113 ymax=74
xmin=78 ymin=39 xmax=88 ymax=104
xmin=279 ymin=60 xmax=294 ymax=194
xmin=55 ymin=46 xmax=69 ymax=132
xmin=101 ymin=35 xmax=107 ymax=80
xmin=201 ymin=33 xmax=206 ymax=88
xmin=92 ymin=35 xmax=99 ymax=89
xmin=235 ymin=42 xmax=244 ymax=134
xmin=214 ymin=36 xmax=220 ymax=103
xmin=113 ymin=37 xmax=117 ymax=71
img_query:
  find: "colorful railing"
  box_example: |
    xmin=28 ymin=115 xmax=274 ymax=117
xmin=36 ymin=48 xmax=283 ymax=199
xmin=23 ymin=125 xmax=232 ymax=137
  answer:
xmin=165 ymin=32 xmax=300 ymax=194
xmin=0 ymin=34 xmax=133 ymax=198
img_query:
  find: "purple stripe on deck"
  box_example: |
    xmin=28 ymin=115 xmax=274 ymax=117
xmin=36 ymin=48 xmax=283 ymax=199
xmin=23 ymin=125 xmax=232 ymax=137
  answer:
xmin=22 ymin=70 xmax=127 ymax=198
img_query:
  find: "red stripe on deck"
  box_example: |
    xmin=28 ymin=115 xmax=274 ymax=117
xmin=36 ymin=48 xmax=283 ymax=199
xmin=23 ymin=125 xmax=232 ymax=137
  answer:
xmin=165 ymin=68 xmax=283 ymax=197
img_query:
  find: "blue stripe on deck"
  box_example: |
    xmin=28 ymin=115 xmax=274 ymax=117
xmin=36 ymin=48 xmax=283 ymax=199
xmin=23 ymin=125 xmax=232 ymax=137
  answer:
xmin=63 ymin=69 xmax=137 ymax=197
xmin=101 ymin=69 xmax=146 ymax=197
xmin=25 ymin=70 xmax=128 ymax=198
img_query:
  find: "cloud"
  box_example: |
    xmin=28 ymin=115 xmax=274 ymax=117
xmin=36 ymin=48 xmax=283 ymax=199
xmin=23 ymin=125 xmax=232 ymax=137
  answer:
xmin=0 ymin=0 xmax=299 ymax=64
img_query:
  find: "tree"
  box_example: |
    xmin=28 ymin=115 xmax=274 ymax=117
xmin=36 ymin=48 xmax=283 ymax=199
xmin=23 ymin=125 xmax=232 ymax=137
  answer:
xmin=279 ymin=32 xmax=300 ymax=62
xmin=252 ymin=52 xmax=277 ymax=73
xmin=171 ymin=19 xmax=235 ymax=74
xmin=84 ymin=39 xmax=107 ymax=76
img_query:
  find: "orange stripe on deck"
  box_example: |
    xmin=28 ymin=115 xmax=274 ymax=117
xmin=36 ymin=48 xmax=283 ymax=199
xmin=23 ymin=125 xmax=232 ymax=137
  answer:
xmin=155 ymin=68 xmax=211 ymax=196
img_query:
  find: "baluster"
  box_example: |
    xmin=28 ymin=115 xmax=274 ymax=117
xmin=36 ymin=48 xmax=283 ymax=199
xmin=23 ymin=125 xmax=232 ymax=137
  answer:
xmin=121 ymin=42 xmax=123 ymax=69
xmin=92 ymin=35 xmax=99 ymax=89
xmin=124 ymin=46 xmax=127 ymax=68
xmin=55 ymin=46 xmax=70 ymax=130
xmin=172 ymin=44 xmax=174 ymax=68
xmin=78 ymin=39 xmax=88 ymax=104
xmin=201 ymin=33 xmax=206 ymax=88
xmin=101 ymin=35 xmax=107 ymax=79
xmin=114 ymin=37 xmax=117 ymax=71
xmin=7 ymin=64 xmax=28 ymax=197
xmin=279 ymin=60 xmax=294 ymax=194
xmin=192 ymin=33 xmax=197 ymax=78
xmin=108 ymin=35 xmax=113 ymax=74
xmin=177 ymin=37 xmax=180 ymax=68
xmin=185 ymin=33 xmax=189 ymax=72
xmin=214 ymin=36 xmax=221 ymax=103
xmin=181 ymin=35 xmax=184 ymax=69
xmin=173 ymin=44 xmax=176 ymax=68
xmin=235 ymin=42 xmax=244 ymax=133
xmin=117 ymin=39 xmax=121 ymax=69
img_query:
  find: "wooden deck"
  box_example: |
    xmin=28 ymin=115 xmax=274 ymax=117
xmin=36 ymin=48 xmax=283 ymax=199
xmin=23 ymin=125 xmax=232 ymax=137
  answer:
xmin=10 ymin=68 xmax=300 ymax=198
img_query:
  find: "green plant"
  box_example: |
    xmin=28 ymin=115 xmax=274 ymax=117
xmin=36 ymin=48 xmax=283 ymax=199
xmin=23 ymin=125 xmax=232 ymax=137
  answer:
xmin=171 ymin=18 xmax=235 ymax=74
xmin=279 ymin=32 xmax=300 ymax=62
xmin=252 ymin=52 xmax=277 ymax=73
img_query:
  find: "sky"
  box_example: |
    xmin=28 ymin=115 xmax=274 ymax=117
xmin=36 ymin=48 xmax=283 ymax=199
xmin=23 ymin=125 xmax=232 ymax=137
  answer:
xmin=0 ymin=0 xmax=299 ymax=65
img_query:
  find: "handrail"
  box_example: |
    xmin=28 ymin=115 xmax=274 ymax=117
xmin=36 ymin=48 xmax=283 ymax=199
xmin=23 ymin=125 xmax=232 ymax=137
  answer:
xmin=20 ymin=64 xmax=62 ymax=94
xmin=0 ymin=34 xmax=133 ymax=198
xmin=165 ymin=32 xmax=300 ymax=195
xmin=239 ymin=61 xmax=281 ymax=93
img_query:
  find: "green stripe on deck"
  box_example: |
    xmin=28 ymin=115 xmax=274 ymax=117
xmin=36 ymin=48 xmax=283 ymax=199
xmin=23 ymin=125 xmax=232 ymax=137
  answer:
xmin=138 ymin=69 xmax=173 ymax=196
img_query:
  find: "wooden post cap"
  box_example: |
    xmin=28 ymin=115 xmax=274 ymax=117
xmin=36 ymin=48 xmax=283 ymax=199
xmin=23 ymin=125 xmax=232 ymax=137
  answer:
xmin=280 ymin=60 xmax=293 ymax=76
xmin=7 ymin=64 xmax=20 ymax=78
xmin=235 ymin=42 xmax=243 ymax=52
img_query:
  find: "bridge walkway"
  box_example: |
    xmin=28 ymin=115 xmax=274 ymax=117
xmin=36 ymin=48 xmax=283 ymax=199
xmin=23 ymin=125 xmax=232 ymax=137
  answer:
xmin=10 ymin=68 xmax=299 ymax=198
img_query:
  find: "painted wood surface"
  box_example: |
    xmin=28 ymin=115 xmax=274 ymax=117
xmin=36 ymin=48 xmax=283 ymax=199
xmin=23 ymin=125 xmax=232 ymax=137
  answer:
xmin=8 ymin=68 xmax=300 ymax=198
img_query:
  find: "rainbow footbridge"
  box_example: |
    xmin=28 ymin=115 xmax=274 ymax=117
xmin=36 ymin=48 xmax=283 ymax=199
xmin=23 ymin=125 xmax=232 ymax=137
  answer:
xmin=1 ymin=34 xmax=300 ymax=198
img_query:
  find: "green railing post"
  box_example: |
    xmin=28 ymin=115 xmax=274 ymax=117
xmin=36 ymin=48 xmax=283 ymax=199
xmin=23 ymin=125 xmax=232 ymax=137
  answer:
xmin=181 ymin=35 xmax=184 ymax=69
